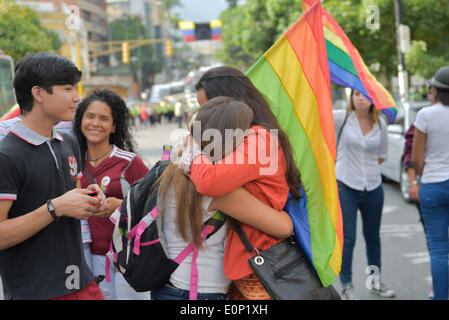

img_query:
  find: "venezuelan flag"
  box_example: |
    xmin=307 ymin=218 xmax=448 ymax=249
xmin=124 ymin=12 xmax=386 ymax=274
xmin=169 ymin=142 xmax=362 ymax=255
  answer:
xmin=0 ymin=103 xmax=20 ymax=121
xmin=210 ymin=20 xmax=222 ymax=41
xmin=303 ymin=0 xmax=397 ymax=124
xmin=246 ymin=1 xmax=343 ymax=287
xmin=178 ymin=21 xmax=196 ymax=42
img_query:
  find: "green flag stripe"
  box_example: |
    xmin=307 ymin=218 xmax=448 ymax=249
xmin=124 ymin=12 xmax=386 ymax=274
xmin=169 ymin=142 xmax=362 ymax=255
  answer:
xmin=247 ymin=56 xmax=337 ymax=285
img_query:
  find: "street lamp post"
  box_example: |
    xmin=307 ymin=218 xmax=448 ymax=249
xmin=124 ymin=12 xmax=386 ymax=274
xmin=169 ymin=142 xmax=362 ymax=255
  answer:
xmin=394 ymin=0 xmax=409 ymax=101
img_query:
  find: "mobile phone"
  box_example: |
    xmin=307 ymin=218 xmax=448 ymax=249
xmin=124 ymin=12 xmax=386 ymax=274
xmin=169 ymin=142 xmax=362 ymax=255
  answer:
xmin=87 ymin=191 xmax=98 ymax=198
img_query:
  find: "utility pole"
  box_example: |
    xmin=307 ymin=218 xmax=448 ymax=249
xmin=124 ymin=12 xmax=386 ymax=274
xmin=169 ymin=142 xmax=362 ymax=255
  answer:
xmin=394 ymin=0 xmax=409 ymax=101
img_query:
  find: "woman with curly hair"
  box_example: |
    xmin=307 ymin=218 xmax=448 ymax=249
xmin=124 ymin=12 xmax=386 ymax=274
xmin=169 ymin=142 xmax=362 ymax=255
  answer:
xmin=73 ymin=89 xmax=149 ymax=299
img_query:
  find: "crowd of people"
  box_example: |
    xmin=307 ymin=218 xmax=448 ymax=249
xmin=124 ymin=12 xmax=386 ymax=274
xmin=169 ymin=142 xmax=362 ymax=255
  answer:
xmin=0 ymin=51 xmax=447 ymax=300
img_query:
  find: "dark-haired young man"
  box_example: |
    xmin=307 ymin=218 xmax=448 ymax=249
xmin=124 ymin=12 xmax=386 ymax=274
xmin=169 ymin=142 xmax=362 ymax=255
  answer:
xmin=0 ymin=52 xmax=106 ymax=300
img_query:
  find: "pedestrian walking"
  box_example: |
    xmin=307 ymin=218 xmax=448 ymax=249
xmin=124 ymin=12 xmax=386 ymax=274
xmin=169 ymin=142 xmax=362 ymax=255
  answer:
xmin=0 ymin=52 xmax=106 ymax=300
xmin=73 ymin=89 xmax=150 ymax=299
xmin=174 ymin=100 xmax=183 ymax=128
xmin=140 ymin=104 xmax=149 ymax=129
xmin=412 ymin=66 xmax=449 ymax=300
xmin=333 ymin=89 xmax=395 ymax=300
xmin=403 ymin=82 xmax=438 ymax=298
xmin=151 ymin=96 xmax=293 ymax=300
xmin=182 ymin=66 xmax=303 ymax=300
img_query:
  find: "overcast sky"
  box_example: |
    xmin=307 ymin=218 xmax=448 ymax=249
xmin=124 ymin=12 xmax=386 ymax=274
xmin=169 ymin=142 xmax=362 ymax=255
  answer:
xmin=172 ymin=0 xmax=232 ymax=22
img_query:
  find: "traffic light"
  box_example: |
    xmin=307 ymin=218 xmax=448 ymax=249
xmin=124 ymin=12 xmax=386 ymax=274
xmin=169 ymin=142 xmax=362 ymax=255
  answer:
xmin=165 ymin=40 xmax=173 ymax=57
xmin=121 ymin=41 xmax=130 ymax=64
xmin=194 ymin=23 xmax=211 ymax=40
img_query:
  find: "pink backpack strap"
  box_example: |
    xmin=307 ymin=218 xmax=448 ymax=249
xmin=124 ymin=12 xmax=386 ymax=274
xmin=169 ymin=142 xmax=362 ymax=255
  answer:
xmin=189 ymin=247 xmax=200 ymax=300
xmin=127 ymin=207 xmax=159 ymax=255
xmin=173 ymin=226 xmax=212 ymax=300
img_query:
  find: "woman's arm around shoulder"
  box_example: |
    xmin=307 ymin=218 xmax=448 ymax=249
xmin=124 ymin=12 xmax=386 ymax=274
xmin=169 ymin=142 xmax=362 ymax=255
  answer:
xmin=189 ymin=127 xmax=270 ymax=197
xmin=208 ymin=187 xmax=293 ymax=239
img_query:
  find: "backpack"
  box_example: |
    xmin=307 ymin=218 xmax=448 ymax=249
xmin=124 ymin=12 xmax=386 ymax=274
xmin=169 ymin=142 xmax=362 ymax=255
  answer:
xmin=105 ymin=145 xmax=226 ymax=299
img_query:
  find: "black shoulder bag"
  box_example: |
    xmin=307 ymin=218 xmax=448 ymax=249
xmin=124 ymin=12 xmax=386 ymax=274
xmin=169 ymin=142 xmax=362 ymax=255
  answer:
xmin=230 ymin=219 xmax=340 ymax=300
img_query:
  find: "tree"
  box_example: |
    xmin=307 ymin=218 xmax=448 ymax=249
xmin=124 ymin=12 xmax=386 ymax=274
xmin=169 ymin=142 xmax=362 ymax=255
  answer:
xmin=217 ymin=0 xmax=303 ymax=70
xmin=217 ymin=0 xmax=449 ymax=80
xmin=158 ymin=0 xmax=181 ymax=10
xmin=109 ymin=15 xmax=163 ymax=89
xmin=226 ymin=0 xmax=239 ymax=8
xmin=0 ymin=0 xmax=61 ymax=62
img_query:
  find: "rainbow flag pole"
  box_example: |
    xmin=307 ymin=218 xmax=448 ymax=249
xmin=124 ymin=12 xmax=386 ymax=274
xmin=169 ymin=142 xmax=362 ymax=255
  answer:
xmin=303 ymin=0 xmax=397 ymax=123
xmin=246 ymin=1 xmax=343 ymax=287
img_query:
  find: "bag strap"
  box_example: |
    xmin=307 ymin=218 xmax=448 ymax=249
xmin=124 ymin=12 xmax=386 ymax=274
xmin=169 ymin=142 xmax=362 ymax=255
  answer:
xmin=83 ymin=159 xmax=97 ymax=185
xmin=202 ymin=211 xmax=226 ymax=240
xmin=230 ymin=218 xmax=256 ymax=254
xmin=171 ymin=211 xmax=226 ymax=300
xmin=336 ymin=111 xmax=349 ymax=152
xmin=120 ymin=155 xmax=134 ymax=197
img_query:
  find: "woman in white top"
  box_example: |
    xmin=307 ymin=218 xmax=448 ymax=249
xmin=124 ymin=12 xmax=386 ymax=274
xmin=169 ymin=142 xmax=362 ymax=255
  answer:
xmin=152 ymin=97 xmax=293 ymax=300
xmin=412 ymin=66 xmax=449 ymax=300
xmin=334 ymin=90 xmax=394 ymax=300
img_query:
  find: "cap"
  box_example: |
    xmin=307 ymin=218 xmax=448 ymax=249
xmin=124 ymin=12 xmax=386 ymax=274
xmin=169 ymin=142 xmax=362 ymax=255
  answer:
xmin=427 ymin=66 xmax=449 ymax=91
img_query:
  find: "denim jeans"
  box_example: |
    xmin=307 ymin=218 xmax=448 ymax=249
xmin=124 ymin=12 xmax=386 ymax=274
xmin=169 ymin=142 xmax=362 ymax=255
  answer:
xmin=151 ymin=284 xmax=228 ymax=300
xmin=337 ymin=181 xmax=384 ymax=286
xmin=420 ymin=179 xmax=449 ymax=300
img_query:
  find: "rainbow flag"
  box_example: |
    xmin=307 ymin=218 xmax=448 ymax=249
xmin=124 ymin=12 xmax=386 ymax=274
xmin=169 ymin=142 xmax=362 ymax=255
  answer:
xmin=303 ymin=0 xmax=396 ymax=123
xmin=246 ymin=1 xmax=343 ymax=287
xmin=0 ymin=103 xmax=20 ymax=121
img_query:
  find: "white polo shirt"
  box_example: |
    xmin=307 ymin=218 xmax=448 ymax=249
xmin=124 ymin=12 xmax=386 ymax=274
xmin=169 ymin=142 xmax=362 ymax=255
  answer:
xmin=334 ymin=110 xmax=388 ymax=191
xmin=414 ymin=102 xmax=449 ymax=183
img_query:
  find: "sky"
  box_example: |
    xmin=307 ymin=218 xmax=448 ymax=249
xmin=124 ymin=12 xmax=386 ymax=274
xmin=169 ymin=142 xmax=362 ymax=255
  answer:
xmin=172 ymin=0 xmax=232 ymax=22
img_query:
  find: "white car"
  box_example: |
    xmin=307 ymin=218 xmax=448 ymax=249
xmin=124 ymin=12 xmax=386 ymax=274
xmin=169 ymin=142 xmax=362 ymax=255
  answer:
xmin=380 ymin=101 xmax=431 ymax=201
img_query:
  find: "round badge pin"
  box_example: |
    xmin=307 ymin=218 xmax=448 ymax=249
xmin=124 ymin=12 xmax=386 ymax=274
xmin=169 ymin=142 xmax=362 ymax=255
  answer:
xmin=101 ymin=176 xmax=111 ymax=186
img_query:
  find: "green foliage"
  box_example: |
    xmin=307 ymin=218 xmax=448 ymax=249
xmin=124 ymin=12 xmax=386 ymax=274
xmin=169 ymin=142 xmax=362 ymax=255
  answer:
xmin=217 ymin=0 xmax=303 ymax=70
xmin=0 ymin=0 xmax=61 ymax=62
xmin=226 ymin=0 xmax=239 ymax=8
xmin=218 ymin=0 xmax=449 ymax=79
xmin=109 ymin=15 xmax=163 ymax=88
xmin=159 ymin=0 xmax=181 ymax=10
xmin=405 ymin=40 xmax=449 ymax=79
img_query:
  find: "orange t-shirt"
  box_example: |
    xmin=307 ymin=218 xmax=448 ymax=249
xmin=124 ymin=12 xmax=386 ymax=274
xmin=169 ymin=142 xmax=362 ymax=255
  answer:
xmin=189 ymin=125 xmax=289 ymax=279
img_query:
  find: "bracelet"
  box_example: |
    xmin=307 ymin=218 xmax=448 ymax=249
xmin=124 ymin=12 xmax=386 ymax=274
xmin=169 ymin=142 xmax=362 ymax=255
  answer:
xmin=47 ymin=199 xmax=59 ymax=222
xmin=409 ymin=180 xmax=419 ymax=185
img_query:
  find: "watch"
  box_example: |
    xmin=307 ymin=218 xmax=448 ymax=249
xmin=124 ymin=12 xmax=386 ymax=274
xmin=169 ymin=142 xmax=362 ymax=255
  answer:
xmin=409 ymin=180 xmax=419 ymax=185
xmin=47 ymin=199 xmax=59 ymax=221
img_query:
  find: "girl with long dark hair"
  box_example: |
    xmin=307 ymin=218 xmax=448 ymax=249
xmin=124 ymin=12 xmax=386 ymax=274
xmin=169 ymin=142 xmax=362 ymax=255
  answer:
xmin=74 ymin=89 xmax=149 ymax=299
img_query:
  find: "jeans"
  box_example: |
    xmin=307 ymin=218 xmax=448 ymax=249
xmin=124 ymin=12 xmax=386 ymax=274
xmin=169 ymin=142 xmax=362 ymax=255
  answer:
xmin=151 ymin=284 xmax=227 ymax=300
xmin=337 ymin=181 xmax=384 ymax=286
xmin=420 ymin=179 xmax=449 ymax=300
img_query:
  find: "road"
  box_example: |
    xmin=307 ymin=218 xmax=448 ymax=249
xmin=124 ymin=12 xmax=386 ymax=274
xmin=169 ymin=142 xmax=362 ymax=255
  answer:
xmin=0 ymin=122 xmax=432 ymax=300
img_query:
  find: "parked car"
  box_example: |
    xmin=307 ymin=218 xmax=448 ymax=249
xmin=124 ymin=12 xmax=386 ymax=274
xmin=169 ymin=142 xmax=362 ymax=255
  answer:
xmin=380 ymin=100 xmax=431 ymax=201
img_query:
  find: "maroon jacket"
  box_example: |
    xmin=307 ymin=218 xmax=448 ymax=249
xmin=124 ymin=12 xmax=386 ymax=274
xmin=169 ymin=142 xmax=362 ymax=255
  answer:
xmin=81 ymin=148 xmax=149 ymax=255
